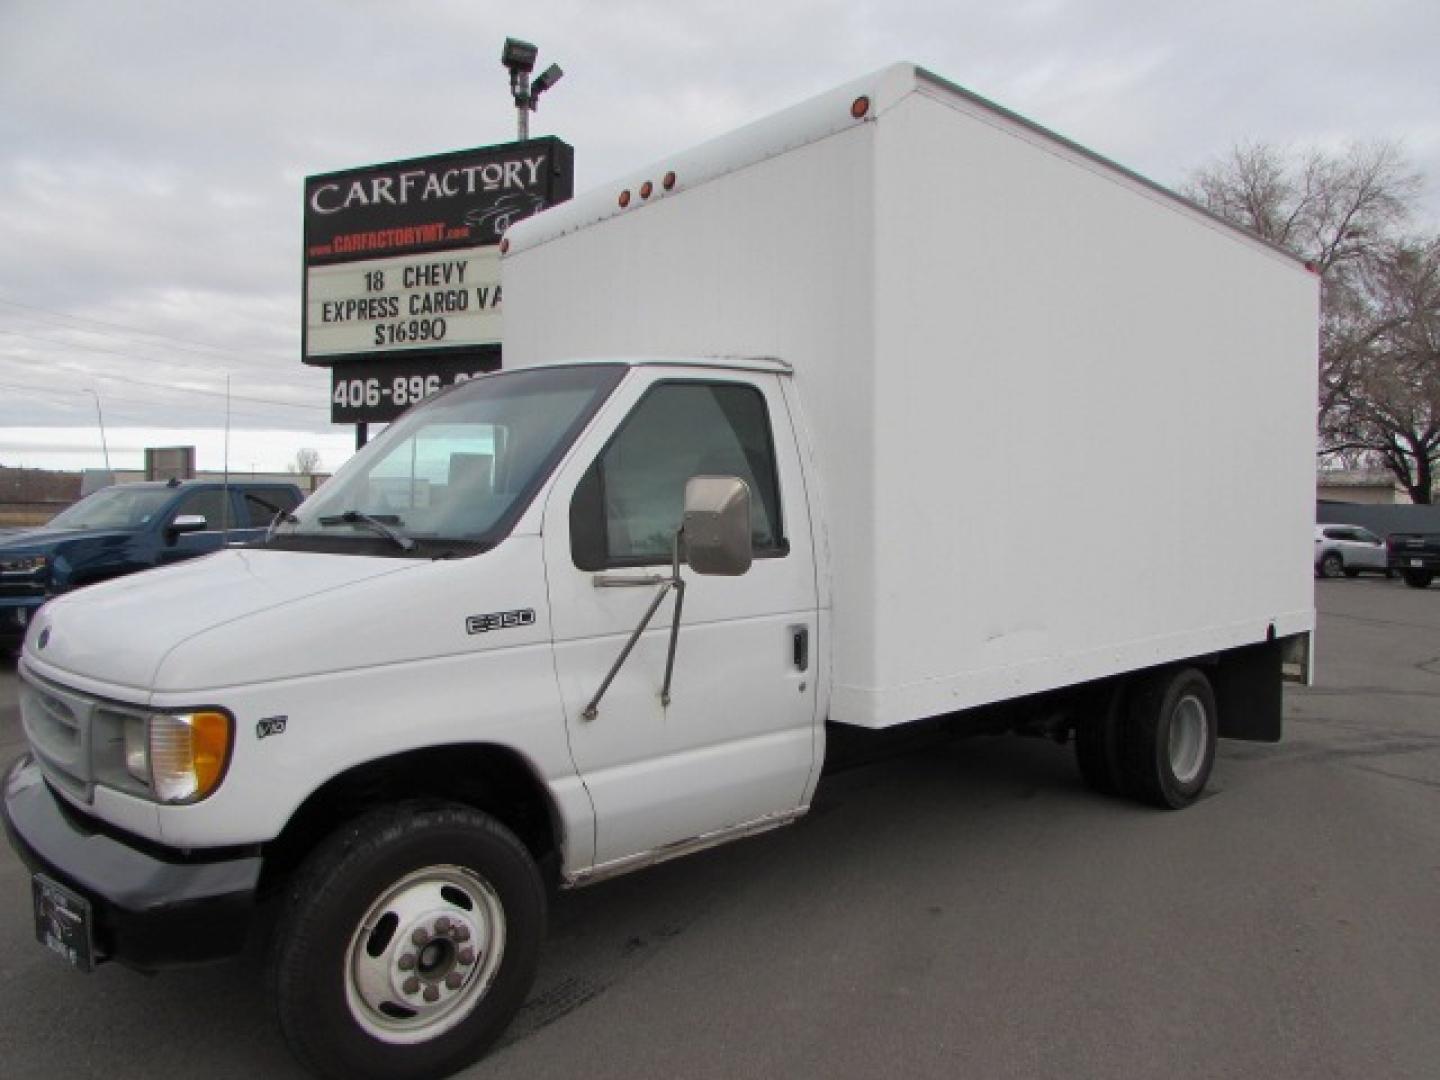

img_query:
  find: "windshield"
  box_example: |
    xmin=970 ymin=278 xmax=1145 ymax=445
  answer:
xmin=279 ymin=364 xmax=625 ymax=555
xmin=46 ymin=486 xmax=174 ymax=530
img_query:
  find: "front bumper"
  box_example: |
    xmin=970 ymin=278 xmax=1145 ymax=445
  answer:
xmin=2 ymin=755 xmax=262 ymax=971
xmin=0 ymin=595 xmax=42 ymax=647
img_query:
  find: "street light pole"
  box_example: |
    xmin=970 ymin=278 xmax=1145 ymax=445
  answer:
xmin=86 ymin=388 xmax=112 ymax=475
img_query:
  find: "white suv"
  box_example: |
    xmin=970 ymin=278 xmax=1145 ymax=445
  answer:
xmin=1314 ymin=524 xmax=1388 ymax=578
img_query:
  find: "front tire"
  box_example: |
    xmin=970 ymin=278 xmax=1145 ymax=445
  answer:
xmin=1318 ymin=552 xmax=1344 ymax=578
xmin=1121 ymin=668 xmax=1217 ymax=810
xmin=269 ymin=803 xmax=545 ymax=1080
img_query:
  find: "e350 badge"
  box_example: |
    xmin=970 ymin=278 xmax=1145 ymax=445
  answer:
xmin=466 ymin=608 xmax=536 ymax=635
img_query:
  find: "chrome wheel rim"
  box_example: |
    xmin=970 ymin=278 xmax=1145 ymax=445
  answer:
xmin=343 ymin=865 xmax=506 ymax=1044
xmin=1168 ymin=695 xmax=1207 ymax=785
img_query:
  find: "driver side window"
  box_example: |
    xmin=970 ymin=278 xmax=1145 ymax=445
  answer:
xmin=570 ymin=381 xmax=786 ymax=570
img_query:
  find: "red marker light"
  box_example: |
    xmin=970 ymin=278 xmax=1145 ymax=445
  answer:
xmin=619 ymin=189 xmax=632 ymax=208
xmin=499 ymin=237 xmax=510 ymax=254
xmin=640 ymin=181 xmax=654 ymax=199
xmin=663 ymin=171 xmax=677 ymax=191
xmin=851 ymin=95 xmax=870 ymax=119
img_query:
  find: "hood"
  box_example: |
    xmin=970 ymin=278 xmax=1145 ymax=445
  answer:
xmin=0 ymin=525 xmax=135 ymax=554
xmin=26 ymin=548 xmax=422 ymax=691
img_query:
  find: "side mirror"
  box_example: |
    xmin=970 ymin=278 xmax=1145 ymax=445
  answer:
xmin=168 ymin=514 xmax=208 ymax=537
xmin=683 ymin=476 xmax=752 ymax=576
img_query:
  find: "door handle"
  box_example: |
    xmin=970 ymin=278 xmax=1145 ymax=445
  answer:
xmin=791 ymin=625 xmax=809 ymax=672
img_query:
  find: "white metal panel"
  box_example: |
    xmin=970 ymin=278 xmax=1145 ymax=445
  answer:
xmin=850 ymin=88 xmax=1317 ymax=725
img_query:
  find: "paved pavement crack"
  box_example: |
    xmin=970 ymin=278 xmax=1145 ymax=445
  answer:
xmin=1349 ymin=763 xmax=1440 ymax=792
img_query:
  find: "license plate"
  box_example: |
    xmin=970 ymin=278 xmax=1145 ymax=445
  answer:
xmin=1412 ymin=559 xmax=1424 ymax=568
xmin=32 ymin=875 xmax=94 ymax=972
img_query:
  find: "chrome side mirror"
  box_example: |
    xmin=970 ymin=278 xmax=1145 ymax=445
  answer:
xmin=168 ymin=514 xmax=208 ymax=536
xmin=683 ymin=476 xmax=752 ymax=577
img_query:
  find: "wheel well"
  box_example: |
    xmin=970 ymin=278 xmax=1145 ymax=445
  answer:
xmin=258 ymin=744 xmax=562 ymax=898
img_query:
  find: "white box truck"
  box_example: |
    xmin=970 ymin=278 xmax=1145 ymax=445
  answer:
xmin=3 ymin=64 xmax=1316 ymax=1079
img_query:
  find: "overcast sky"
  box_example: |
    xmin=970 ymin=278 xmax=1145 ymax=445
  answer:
xmin=2 ymin=0 xmax=1436 ymax=475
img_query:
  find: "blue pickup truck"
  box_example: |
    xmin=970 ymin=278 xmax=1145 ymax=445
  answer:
xmin=0 ymin=479 xmax=304 ymax=650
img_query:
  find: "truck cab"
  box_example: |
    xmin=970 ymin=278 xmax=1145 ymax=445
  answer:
xmin=4 ymin=359 xmax=819 ymax=1078
xmin=0 ymin=479 xmax=305 ymax=650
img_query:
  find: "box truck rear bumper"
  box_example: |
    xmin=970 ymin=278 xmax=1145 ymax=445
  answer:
xmin=2 ymin=755 xmax=261 ymax=972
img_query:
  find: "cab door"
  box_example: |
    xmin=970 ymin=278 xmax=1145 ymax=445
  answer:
xmin=542 ymin=370 xmax=819 ymax=868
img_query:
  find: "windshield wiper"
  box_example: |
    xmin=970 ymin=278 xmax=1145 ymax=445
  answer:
xmin=265 ymin=509 xmax=300 ymax=544
xmin=316 ymin=511 xmax=417 ymax=552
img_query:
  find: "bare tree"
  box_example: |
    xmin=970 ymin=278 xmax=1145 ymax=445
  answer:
xmin=1184 ymin=140 xmax=1419 ymax=273
xmin=289 ymin=447 xmax=322 ymax=476
xmin=1184 ymin=141 xmax=1437 ymax=500
xmin=1325 ymin=239 xmax=1440 ymax=502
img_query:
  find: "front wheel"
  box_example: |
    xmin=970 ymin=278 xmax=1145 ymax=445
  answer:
xmin=1402 ymin=569 xmax=1434 ymax=589
xmin=1122 ymin=668 xmax=1218 ymax=810
xmin=269 ymin=804 xmax=546 ymax=1080
xmin=1318 ymin=552 xmax=1344 ymax=578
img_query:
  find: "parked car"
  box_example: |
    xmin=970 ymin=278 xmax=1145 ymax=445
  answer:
xmin=0 ymin=479 xmax=304 ymax=650
xmin=1386 ymin=531 xmax=1440 ymax=588
xmin=1314 ymin=524 xmax=1389 ymax=578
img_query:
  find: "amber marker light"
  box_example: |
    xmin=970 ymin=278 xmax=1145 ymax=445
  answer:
xmin=851 ymin=95 xmax=870 ymax=119
xmin=149 ymin=710 xmax=233 ymax=803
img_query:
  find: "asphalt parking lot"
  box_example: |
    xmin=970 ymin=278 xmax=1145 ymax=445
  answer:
xmin=2 ymin=578 xmax=1438 ymax=1079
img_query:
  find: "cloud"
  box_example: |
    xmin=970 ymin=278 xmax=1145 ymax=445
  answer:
xmin=2 ymin=0 xmax=1436 ymax=471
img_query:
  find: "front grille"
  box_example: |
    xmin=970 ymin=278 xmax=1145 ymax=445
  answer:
xmin=18 ymin=669 xmax=148 ymax=803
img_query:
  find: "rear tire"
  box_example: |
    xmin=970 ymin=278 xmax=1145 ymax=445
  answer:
xmin=1074 ymin=684 xmax=1128 ymax=796
xmin=269 ymin=803 xmax=545 ymax=1080
xmin=1121 ymin=668 xmax=1217 ymax=810
xmin=1318 ymin=553 xmax=1344 ymax=579
xmin=1402 ymin=569 xmax=1434 ymax=589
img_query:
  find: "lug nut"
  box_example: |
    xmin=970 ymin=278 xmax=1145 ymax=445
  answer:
xmin=403 ymin=976 xmax=420 ymax=995
xmin=411 ymin=928 xmax=430 ymax=946
xmin=435 ymin=916 xmax=452 ymax=934
xmin=423 ymin=985 xmax=440 ymax=1003
xmin=453 ymin=925 xmax=470 ymax=943
xmin=398 ymin=953 xmax=416 ymax=971
xmin=459 ymin=947 xmax=476 ymax=965
xmin=445 ymin=972 xmax=463 ymax=989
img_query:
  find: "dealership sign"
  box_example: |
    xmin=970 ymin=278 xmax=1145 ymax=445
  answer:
xmin=301 ymin=139 xmax=573 ymax=421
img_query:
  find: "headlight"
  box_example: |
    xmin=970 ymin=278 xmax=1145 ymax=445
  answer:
xmin=122 ymin=710 xmax=233 ymax=803
xmin=0 ymin=554 xmax=47 ymax=575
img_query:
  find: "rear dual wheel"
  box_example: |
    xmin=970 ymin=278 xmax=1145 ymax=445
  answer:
xmin=1075 ymin=667 xmax=1217 ymax=810
xmin=1402 ymin=569 xmax=1434 ymax=589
